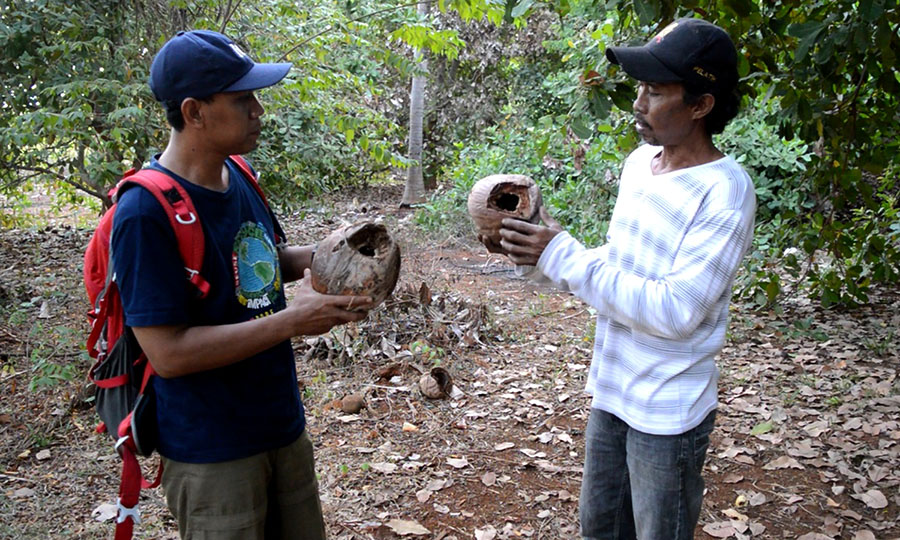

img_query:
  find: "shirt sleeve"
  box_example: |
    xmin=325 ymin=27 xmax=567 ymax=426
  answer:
xmin=111 ymin=187 xmax=194 ymax=327
xmin=537 ymin=198 xmax=754 ymax=339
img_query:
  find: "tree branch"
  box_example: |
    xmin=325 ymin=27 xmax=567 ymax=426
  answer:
xmin=220 ymin=0 xmax=243 ymax=33
xmin=277 ymin=1 xmax=428 ymax=63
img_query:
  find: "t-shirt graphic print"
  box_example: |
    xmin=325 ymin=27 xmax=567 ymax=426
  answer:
xmin=233 ymin=221 xmax=282 ymax=311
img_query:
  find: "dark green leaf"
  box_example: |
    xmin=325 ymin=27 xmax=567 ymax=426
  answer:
xmin=633 ymin=0 xmax=657 ymax=26
xmin=570 ymin=118 xmax=593 ymax=139
xmin=787 ymin=20 xmax=826 ymax=63
xmin=859 ymin=0 xmax=884 ymax=22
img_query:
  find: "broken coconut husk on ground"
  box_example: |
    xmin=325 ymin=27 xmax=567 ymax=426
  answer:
xmin=418 ymin=367 xmax=453 ymax=399
xmin=297 ymin=281 xmax=496 ymax=368
xmin=467 ymin=174 xmax=542 ymax=249
xmin=310 ymin=220 xmax=401 ymax=308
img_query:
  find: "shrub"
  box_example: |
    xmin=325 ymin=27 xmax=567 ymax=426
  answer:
xmin=415 ymin=119 xmax=622 ymax=247
xmin=717 ymin=99 xmax=815 ymax=226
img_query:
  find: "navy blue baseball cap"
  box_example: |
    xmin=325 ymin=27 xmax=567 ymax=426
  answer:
xmin=606 ymin=18 xmax=737 ymax=92
xmin=149 ymin=30 xmax=291 ymax=103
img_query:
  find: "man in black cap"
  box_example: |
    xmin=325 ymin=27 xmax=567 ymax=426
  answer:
xmin=112 ymin=30 xmax=373 ymax=539
xmin=482 ymin=18 xmax=756 ymax=539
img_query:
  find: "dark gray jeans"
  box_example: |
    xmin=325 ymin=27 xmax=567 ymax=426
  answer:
xmin=580 ymin=408 xmax=716 ymax=540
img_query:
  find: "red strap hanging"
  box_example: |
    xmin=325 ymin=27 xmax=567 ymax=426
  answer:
xmin=113 ymin=359 xmax=162 ymax=540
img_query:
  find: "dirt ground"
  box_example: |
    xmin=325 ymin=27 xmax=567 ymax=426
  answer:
xmin=0 ymin=184 xmax=898 ymax=539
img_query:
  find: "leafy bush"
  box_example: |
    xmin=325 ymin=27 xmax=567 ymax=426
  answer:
xmin=720 ymin=98 xmax=900 ymax=308
xmin=717 ymin=100 xmax=815 ymax=226
xmin=414 ymin=125 xmax=543 ymax=238
xmin=415 ymin=116 xmax=622 ymax=247
xmin=805 ymin=187 xmax=900 ymax=307
xmin=716 ymin=100 xmax=815 ymax=307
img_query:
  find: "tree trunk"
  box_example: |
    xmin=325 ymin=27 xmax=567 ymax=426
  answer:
xmin=401 ymin=1 xmax=429 ymax=207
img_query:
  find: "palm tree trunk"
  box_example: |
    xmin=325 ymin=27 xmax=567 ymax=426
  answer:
xmin=401 ymin=0 xmax=429 ymax=207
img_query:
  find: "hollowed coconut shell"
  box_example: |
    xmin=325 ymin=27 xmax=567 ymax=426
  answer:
xmin=310 ymin=221 xmax=401 ymax=308
xmin=419 ymin=367 xmax=453 ymax=399
xmin=467 ymin=174 xmax=542 ymax=246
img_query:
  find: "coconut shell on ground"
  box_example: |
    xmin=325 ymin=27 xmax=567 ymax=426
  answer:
xmin=419 ymin=367 xmax=453 ymax=399
xmin=310 ymin=220 xmax=401 ymax=308
xmin=467 ymin=174 xmax=542 ymax=247
xmin=340 ymin=393 xmax=366 ymax=414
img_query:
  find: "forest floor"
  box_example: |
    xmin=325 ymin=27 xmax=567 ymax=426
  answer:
xmin=0 ymin=183 xmax=898 ymax=540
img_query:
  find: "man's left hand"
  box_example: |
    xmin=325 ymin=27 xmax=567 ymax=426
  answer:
xmin=499 ymin=207 xmax=563 ymax=266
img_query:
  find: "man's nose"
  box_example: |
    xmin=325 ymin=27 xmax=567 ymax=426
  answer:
xmin=251 ymin=95 xmax=265 ymax=118
xmin=633 ymin=88 xmax=647 ymax=113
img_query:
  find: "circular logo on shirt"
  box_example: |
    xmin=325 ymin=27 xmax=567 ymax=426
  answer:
xmin=233 ymin=221 xmax=281 ymax=310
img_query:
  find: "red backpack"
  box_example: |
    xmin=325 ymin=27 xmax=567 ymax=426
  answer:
xmin=83 ymin=155 xmax=281 ymax=540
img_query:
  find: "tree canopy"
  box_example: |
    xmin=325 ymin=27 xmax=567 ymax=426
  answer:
xmin=1 ymin=0 xmax=898 ymax=308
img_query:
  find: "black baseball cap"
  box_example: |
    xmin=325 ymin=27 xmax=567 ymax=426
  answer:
xmin=606 ymin=18 xmax=738 ymax=92
xmin=149 ymin=30 xmax=291 ymax=103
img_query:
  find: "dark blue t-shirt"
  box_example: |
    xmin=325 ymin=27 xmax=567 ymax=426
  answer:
xmin=111 ymin=157 xmax=304 ymax=463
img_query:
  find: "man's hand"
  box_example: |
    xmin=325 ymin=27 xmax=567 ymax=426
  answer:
xmin=499 ymin=207 xmax=563 ymax=266
xmin=132 ymin=269 xmax=375 ymax=378
xmin=476 ymin=232 xmax=507 ymax=255
xmin=286 ymin=269 xmax=374 ymax=335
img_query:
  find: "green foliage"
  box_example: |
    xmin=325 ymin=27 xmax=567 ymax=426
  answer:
xmin=2 ymin=0 xmax=898 ymax=310
xmin=390 ymin=25 xmax=466 ymax=59
xmin=410 ymin=340 xmax=444 ymax=366
xmin=0 ymin=0 xmax=472 ymax=212
xmin=6 ymin=302 xmax=81 ymax=392
xmin=424 ymin=0 xmax=900 ymax=309
xmin=560 ymin=0 xmax=900 ymax=308
xmin=414 ymin=125 xmax=538 ymax=238
xmin=212 ymin=0 xmax=417 ymax=206
xmin=416 ymin=111 xmax=622 ymax=247
xmin=0 ymin=0 xmax=170 ymax=207
xmin=716 ymin=99 xmax=815 ymax=308
xmin=804 ymin=188 xmax=900 ymax=307
xmin=717 ymin=100 xmax=815 ymax=225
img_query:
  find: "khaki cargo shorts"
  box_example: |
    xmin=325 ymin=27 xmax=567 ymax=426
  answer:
xmin=161 ymin=431 xmax=326 ymax=540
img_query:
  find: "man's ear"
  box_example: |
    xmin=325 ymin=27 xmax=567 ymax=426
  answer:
xmin=180 ymin=98 xmax=204 ymax=128
xmin=691 ymin=93 xmax=716 ymax=120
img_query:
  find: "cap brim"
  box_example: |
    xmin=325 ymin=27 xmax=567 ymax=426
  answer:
xmin=606 ymin=46 xmax=682 ymax=83
xmin=223 ymin=62 xmax=291 ymax=93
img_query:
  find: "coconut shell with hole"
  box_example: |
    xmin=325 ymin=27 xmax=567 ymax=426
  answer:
xmin=340 ymin=393 xmax=366 ymax=414
xmin=418 ymin=367 xmax=453 ymax=399
xmin=310 ymin=220 xmax=401 ymax=308
xmin=467 ymin=174 xmax=542 ymax=247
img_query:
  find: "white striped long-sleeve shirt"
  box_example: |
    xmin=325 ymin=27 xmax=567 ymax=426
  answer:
xmin=535 ymin=144 xmax=756 ymax=435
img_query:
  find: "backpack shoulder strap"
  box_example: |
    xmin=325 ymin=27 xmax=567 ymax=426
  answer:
xmin=116 ymin=170 xmax=210 ymax=298
xmin=227 ymin=155 xmax=286 ymax=246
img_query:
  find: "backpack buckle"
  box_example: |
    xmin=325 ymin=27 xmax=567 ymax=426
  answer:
xmin=116 ymin=497 xmax=142 ymax=524
xmin=115 ymin=435 xmax=130 ymax=453
xmin=184 ymin=268 xmax=210 ymax=298
xmin=175 ymin=211 xmax=197 ymax=225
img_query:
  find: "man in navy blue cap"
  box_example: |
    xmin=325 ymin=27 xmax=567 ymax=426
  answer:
xmin=112 ymin=30 xmax=373 ymax=539
xmin=480 ymin=18 xmax=756 ymax=539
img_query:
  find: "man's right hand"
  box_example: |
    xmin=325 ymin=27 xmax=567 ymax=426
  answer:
xmin=133 ymin=270 xmax=374 ymax=378
xmin=476 ymin=232 xmax=507 ymax=255
xmin=287 ymin=269 xmax=374 ymax=335
xmin=498 ymin=206 xmax=563 ymax=266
